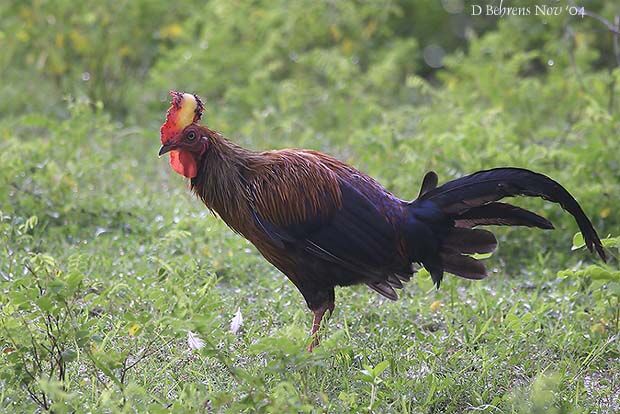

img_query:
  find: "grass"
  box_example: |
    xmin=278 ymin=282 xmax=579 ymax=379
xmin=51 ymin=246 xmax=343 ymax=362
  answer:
xmin=1 ymin=1 xmax=619 ymax=411
xmin=0 ymin=106 xmax=618 ymax=413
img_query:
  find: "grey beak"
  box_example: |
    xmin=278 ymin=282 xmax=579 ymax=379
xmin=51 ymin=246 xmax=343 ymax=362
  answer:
xmin=158 ymin=144 xmax=174 ymax=156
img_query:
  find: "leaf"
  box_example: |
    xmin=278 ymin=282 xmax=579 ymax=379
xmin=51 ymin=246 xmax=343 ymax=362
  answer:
xmin=358 ymin=361 xmax=390 ymax=383
xmin=602 ymin=236 xmax=620 ymax=249
xmin=65 ymin=272 xmax=83 ymax=292
xmin=24 ymin=215 xmax=38 ymax=231
xmin=36 ymin=296 xmax=54 ymax=312
xmin=187 ymin=331 xmax=205 ymax=351
xmin=88 ymin=351 xmax=123 ymax=387
xmin=128 ymin=323 xmax=140 ymax=337
xmin=558 ymin=263 xmax=620 ymax=286
xmin=571 ymin=232 xmax=585 ymax=250
xmin=357 ymin=367 xmax=374 ymax=383
xmin=373 ymin=360 xmax=390 ymax=376
xmin=230 ymin=307 xmax=243 ymax=334
xmin=586 ymin=266 xmax=620 ymax=281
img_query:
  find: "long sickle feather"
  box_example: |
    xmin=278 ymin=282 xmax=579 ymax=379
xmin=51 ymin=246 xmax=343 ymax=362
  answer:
xmin=417 ymin=168 xmax=606 ymax=261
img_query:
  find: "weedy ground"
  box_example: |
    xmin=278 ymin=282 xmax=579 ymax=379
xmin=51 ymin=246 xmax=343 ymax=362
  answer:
xmin=1 ymin=101 xmax=618 ymax=413
xmin=1 ymin=1 xmax=620 ymax=412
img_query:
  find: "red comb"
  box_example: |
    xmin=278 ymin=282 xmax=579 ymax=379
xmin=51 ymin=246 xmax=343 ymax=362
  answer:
xmin=160 ymin=91 xmax=204 ymax=144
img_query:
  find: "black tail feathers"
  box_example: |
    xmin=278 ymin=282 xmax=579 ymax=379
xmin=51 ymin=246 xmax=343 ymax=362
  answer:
xmin=413 ymin=168 xmax=606 ymax=288
xmin=417 ymin=171 xmax=439 ymax=197
xmin=454 ymin=202 xmax=554 ymax=230
xmin=431 ymin=227 xmax=497 ymax=286
xmin=443 ymin=227 xmax=497 ymax=254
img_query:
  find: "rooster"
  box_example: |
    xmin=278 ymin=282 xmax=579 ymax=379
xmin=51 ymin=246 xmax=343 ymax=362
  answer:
xmin=158 ymin=91 xmax=606 ymax=350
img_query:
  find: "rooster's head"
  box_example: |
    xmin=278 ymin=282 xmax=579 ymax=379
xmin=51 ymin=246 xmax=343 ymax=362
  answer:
xmin=158 ymin=91 xmax=207 ymax=178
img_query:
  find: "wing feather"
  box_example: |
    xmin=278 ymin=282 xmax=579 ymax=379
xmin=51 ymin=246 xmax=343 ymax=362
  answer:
xmin=247 ymin=151 xmax=410 ymax=292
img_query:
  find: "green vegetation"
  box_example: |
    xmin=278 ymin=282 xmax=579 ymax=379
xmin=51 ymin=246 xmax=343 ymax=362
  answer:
xmin=1 ymin=1 xmax=619 ymax=412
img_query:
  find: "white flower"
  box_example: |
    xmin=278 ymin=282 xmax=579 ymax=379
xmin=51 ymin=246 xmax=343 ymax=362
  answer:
xmin=230 ymin=307 xmax=243 ymax=334
xmin=187 ymin=330 xmax=205 ymax=351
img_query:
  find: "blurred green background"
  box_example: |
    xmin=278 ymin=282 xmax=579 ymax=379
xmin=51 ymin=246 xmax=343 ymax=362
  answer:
xmin=1 ymin=0 xmax=619 ymax=412
xmin=2 ymin=0 xmax=617 ymax=261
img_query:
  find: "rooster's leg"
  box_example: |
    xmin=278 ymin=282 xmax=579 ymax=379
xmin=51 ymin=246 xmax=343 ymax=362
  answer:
xmin=307 ymin=301 xmax=335 ymax=352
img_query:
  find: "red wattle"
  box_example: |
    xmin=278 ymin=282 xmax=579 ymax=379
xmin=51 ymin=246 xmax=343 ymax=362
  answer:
xmin=169 ymin=150 xmax=197 ymax=178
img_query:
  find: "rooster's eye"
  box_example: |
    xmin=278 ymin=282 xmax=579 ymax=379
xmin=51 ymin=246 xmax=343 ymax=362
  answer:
xmin=187 ymin=131 xmax=196 ymax=141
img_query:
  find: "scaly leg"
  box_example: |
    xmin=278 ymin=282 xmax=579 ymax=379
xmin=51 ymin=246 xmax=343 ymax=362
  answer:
xmin=307 ymin=302 xmax=335 ymax=352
